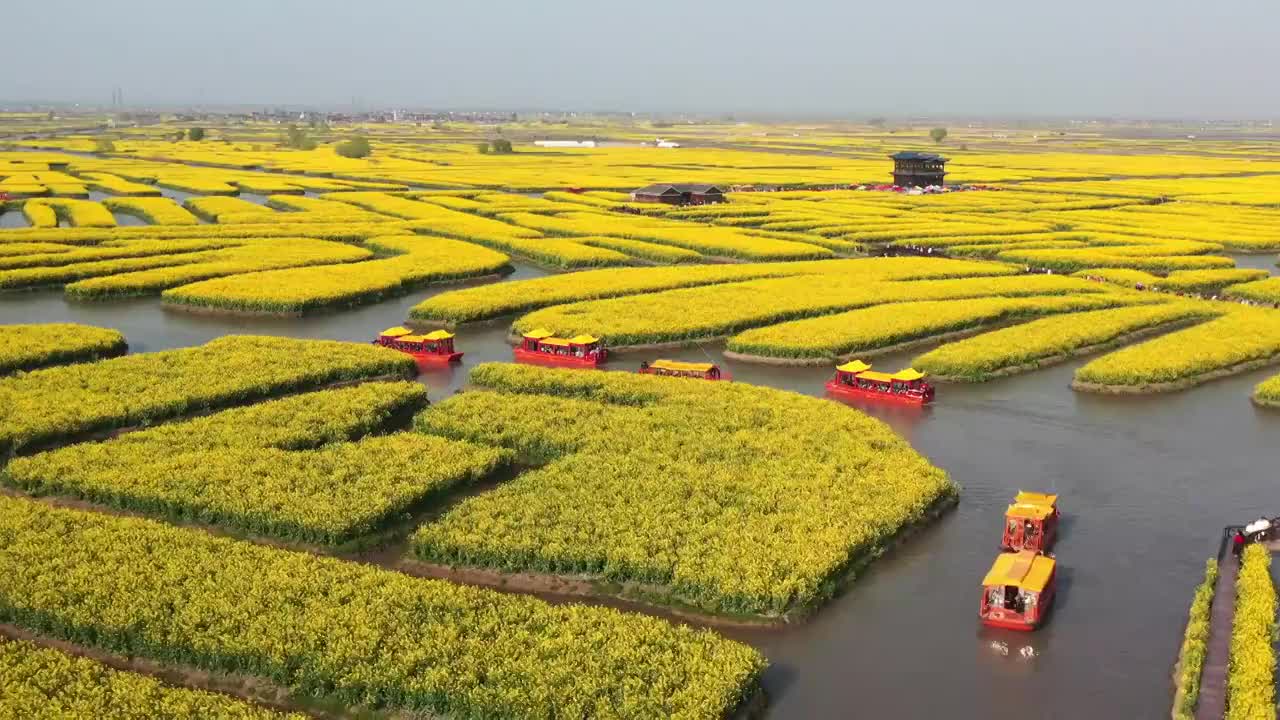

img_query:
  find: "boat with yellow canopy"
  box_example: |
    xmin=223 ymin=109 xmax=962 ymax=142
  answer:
xmin=979 ymin=549 xmax=1057 ymax=631
xmin=514 ymin=328 xmax=607 ymax=368
xmin=1001 ymin=491 xmax=1060 ymax=553
xmin=373 ymin=326 xmax=463 ymax=364
xmin=638 ymin=358 xmax=729 ymax=381
xmin=825 ymin=360 xmax=935 ymax=404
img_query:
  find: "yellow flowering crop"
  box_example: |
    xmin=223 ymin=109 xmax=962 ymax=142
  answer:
xmin=516 ymin=272 xmax=1103 ymax=347
xmin=411 ymin=256 xmax=1013 ymax=324
xmin=1226 ymin=545 xmax=1276 ymax=720
xmin=1172 ymin=559 xmax=1218 ymax=719
xmin=163 ymin=235 xmax=509 ymax=313
xmin=0 ymin=335 xmax=414 ymax=455
xmin=413 ymin=362 xmax=956 ymax=617
xmin=1074 ymin=306 xmax=1280 ymax=390
xmin=5 ymin=382 xmax=512 ymax=544
xmin=64 ymin=238 xmax=373 ymax=299
xmin=0 ymin=637 xmax=306 ymax=719
xmin=0 ymin=322 xmax=126 ymax=374
xmin=102 ymin=196 xmax=199 ymax=225
xmin=914 ymin=302 xmax=1218 ymax=381
xmin=0 ymin=495 xmax=765 ymax=718
xmin=726 ymin=293 xmax=1129 ymax=360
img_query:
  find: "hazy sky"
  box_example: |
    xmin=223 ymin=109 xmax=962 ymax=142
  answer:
xmin=3 ymin=0 xmax=1277 ymax=118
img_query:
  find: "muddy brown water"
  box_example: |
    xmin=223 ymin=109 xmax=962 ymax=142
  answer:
xmin=3 ymin=262 xmax=1279 ymax=719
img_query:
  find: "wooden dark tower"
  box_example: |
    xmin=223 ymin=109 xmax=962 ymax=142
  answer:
xmin=890 ymin=151 xmax=948 ymax=187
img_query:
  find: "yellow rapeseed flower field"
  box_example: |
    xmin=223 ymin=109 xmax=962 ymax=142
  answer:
xmin=5 ymin=382 xmax=511 ymax=544
xmin=1226 ymin=545 xmax=1276 ymax=720
xmin=412 ymin=363 xmax=957 ymax=618
xmin=0 ymin=335 xmax=414 ymax=455
xmin=0 ymin=637 xmax=306 ymax=719
xmin=0 ymin=322 xmax=127 ymax=374
xmin=0 ymin=494 xmax=765 ymax=718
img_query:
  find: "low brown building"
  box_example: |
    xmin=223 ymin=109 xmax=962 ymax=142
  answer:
xmin=890 ymin=151 xmax=948 ymax=187
xmin=630 ymin=183 xmax=727 ymax=205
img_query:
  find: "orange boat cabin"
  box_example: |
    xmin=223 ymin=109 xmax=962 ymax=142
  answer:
xmin=374 ymin=327 xmax=463 ymax=364
xmin=979 ymin=550 xmax=1056 ymax=631
xmin=1001 ymin=491 xmax=1060 ymax=553
xmin=514 ymin=328 xmax=607 ymax=368
xmin=825 ymin=360 xmax=934 ymax=404
xmin=638 ymin=359 xmax=728 ymax=380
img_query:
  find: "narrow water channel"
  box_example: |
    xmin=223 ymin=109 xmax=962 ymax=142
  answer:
xmin=2 ymin=265 xmax=1278 ymax=719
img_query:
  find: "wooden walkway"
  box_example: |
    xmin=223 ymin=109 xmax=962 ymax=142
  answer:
xmin=1196 ymin=556 xmax=1238 ymax=720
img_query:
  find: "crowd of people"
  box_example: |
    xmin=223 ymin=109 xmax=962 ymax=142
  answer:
xmin=1231 ymin=517 xmax=1275 ymax=559
xmin=1078 ymin=273 xmax=1280 ymax=309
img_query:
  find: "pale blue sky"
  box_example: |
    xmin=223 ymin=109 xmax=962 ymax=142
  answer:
xmin=2 ymin=0 xmax=1277 ymax=117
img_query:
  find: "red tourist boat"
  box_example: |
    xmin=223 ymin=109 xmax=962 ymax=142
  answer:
xmin=1000 ymin=492 xmax=1060 ymax=554
xmin=514 ymin=328 xmax=607 ymax=368
xmin=374 ymin=326 xmax=463 ymax=364
xmin=638 ymin=359 xmax=730 ymax=381
xmin=979 ymin=550 xmax=1057 ymax=631
xmin=824 ymin=360 xmax=935 ymax=404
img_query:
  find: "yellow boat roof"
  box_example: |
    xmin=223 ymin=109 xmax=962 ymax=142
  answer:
xmin=380 ymin=326 xmax=413 ymax=337
xmin=858 ymin=371 xmax=896 ymax=382
xmin=1015 ymin=491 xmax=1058 ymax=509
xmin=651 ymin=359 xmax=715 ymax=373
xmin=981 ymin=551 xmax=1055 ymax=592
xmin=568 ymin=334 xmax=599 ymax=345
xmin=540 ymin=337 xmax=571 ymax=346
xmin=422 ymin=329 xmax=454 ymax=340
xmin=891 ymin=368 xmax=925 ymax=381
xmin=399 ymin=334 xmax=427 ymax=343
xmin=836 ymin=359 xmax=872 ymax=373
xmin=1006 ymin=503 xmax=1054 ymax=521
xmin=523 ymin=328 xmax=555 ymax=340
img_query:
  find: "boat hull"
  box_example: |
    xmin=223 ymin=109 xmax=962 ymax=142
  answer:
xmin=980 ymin=613 xmax=1040 ymax=631
xmin=410 ymin=351 xmax=463 ymax=365
xmin=638 ymin=369 xmax=731 ymax=381
xmin=980 ymin=593 xmax=1052 ymax=632
xmin=825 ymin=380 xmax=932 ymax=404
xmin=513 ymin=347 xmax=604 ymax=368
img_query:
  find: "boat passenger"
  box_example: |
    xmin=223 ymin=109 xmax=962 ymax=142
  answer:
xmin=1233 ymin=529 xmax=1246 ymax=558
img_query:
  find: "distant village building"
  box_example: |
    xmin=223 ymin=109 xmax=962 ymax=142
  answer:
xmin=534 ymin=140 xmax=597 ymax=148
xmin=630 ymin=183 xmax=727 ymax=205
xmin=890 ymin=151 xmax=948 ymax=187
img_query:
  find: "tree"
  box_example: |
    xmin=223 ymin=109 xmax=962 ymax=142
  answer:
xmin=929 ymin=127 xmax=948 ymax=144
xmin=94 ymin=138 xmax=116 ymax=153
xmin=335 ymin=135 xmax=372 ymax=159
xmin=868 ymin=117 xmax=887 ymax=128
xmin=188 ymin=127 xmax=205 ymax=141
xmin=282 ymin=124 xmax=317 ymax=150
xmin=490 ymin=138 xmax=513 ymax=154
xmin=172 ymin=129 xmax=186 ymax=141
xmin=476 ymin=142 xmax=491 ymax=154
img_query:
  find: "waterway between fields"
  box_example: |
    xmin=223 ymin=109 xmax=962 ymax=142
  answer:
xmin=2 ymin=263 xmax=1279 ymax=719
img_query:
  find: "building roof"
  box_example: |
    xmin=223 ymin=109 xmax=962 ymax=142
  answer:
xmin=632 ymin=183 xmax=726 ymax=195
xmin=981 ymin=550 xmax=1055 ymax=592
xmin=890 ymin=151 xmax=949 ymax=162
xmin=632 ymin=184 xmax=683 ymax=196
